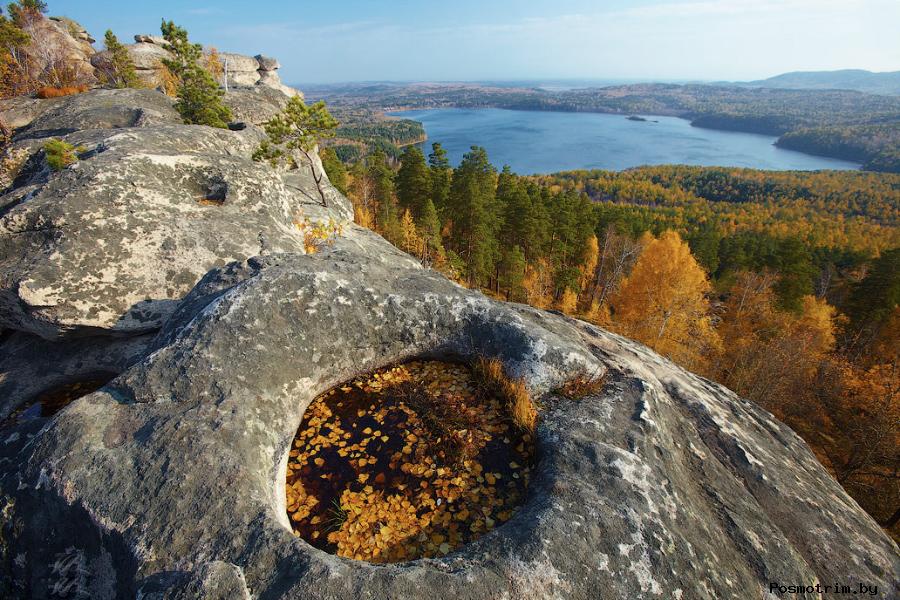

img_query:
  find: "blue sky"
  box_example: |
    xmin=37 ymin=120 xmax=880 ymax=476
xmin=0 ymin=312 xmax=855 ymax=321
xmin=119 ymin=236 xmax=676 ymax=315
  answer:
xmin=51 ymin=0 xmax=900 ymax=84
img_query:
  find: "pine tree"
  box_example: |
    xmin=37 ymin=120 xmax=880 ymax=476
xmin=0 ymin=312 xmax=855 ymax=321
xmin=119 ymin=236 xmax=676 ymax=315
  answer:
xmin=99 ymin=30 xmax=139 ymax=89
xmin=396 ymin=146 xmax=431 ymax=219
xmin=847 ymin=248 xmax=900 ymax=343
xmin=497 ymin=167 xmax=532 ymax=251
xmin=499 ymin=245 xmax=526 ymax=301
xmin=367 ymin=149 xmax=399 ymax=238
xmin=428 ymin=142 xmax=451 ymax=216
xmin=7 ymin=0 xmax=45 ymax=26
xmin=253 ymin=96 xmax=339 ymax=206
xmin=418 ymin=197 xmax=444 ymax=266
xmin=160 ymin=20 xmax=232 ymax=129
xmin=11 ymin=0 xmax=45 ymax=14
xmin=447 ymin=146 xmax=499 ymax=287
xmin=686 ymin=224 xmax=721 ymax=274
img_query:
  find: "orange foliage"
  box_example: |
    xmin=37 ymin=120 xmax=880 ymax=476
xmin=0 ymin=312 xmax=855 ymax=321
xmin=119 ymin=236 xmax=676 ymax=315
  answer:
xmin=609 ymin=230 xmax=720 ymax=372
xmin=555 ymin=288 xmax=578 ymax=315
xmin=36 ymin=84 xmax=89 ymax=98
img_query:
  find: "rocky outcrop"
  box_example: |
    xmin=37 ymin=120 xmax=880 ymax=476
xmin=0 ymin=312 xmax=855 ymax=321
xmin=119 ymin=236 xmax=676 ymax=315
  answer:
xmin=220 ymin=52 xmax=262 ymax=87
xmin=20 ymin=15 xmax=96 ymax=85
xmin=123 ymin=35 xmax=300 ymax=98
xmin=0 ymin=89 xmax=336 ymax=339
xmin=0 ymin=89 xmax=897 ymax=599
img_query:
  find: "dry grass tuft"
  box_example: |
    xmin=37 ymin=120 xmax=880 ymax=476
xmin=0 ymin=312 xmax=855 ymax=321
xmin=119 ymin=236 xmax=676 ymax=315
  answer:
xmin=554 ymin=369 xmax=607 ymax=400
xmin=473 ymin=357 xmax=537 ymax=433
xmin=36 ymin=84 xmax=89 ymax=99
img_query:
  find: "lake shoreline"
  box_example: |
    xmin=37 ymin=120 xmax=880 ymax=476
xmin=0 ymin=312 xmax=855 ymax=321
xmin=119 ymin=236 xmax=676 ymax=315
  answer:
xmin=387 ymin=107 xmax=861 ymax=175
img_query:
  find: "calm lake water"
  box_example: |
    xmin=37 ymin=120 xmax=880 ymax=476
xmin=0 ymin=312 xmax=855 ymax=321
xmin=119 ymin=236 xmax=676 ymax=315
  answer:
xmin=389 ymin=108 xmax=860 ymax=174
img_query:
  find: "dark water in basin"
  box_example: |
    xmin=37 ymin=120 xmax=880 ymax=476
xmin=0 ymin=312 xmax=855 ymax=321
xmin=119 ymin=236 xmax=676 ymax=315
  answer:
xmin=389 ymin=108 xmax=860 ymax=174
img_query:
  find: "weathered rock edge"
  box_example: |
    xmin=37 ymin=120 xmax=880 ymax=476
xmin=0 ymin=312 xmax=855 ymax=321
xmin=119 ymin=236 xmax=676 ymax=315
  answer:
xmin=1 ymin=227 xmax=897 ymax=599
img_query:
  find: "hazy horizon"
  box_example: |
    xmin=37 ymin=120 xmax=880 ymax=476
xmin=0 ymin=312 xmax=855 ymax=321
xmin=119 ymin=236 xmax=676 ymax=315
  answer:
xmin=54 ymin=0 xmax=900 ymax=84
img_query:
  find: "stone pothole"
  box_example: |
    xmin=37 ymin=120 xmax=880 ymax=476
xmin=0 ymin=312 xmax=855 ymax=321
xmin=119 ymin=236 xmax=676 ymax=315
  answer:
xmin=285 ymin=360 xmax=536 ymax=563
xmin=2 ymin=374 xmax=114 ymax=427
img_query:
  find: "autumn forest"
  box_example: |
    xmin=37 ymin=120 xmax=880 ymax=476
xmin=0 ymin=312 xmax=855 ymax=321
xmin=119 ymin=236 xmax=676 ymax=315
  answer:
xmin=321 ymin=144 xmax=899 ymax=540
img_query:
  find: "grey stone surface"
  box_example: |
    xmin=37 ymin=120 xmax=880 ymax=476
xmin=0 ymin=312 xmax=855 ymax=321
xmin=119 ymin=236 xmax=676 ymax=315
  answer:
xmin=219 ymin=53 xmax=261 ymax=74
xmin=11 ymin=88 xmax=178 ymax=140
xmin=49 ymin=17 xmax=96 ymax=45
xmin=0 ymin=96 xmax=67 ymax=129
xmin=0 ymin=331 xmax=153 ymax=420
xmin=0 ymin=89 xmax=340 ymax=339
xmin=223 ymin=86 xmax=292 ymax=126
xmin=226 ymin=70 xmax=262 ymax=87
xmin=133 ymin=34 xmax=169 ymax=47
xmin=257 ymin=70 xmax=300 ymax=98
xmin=0 ymin=84 xmax=896 ymax=600
xmin=125 ymin=42 xmax=172 ymax=71
xmin=255 ymin=55 xmax=281 ymax=71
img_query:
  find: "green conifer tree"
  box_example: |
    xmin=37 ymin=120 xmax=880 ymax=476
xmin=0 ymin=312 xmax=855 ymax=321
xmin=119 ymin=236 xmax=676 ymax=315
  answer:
xmin=499 ymin=245 xmax=527 ymax=301
xmin=396 ymin=146 xmax=431 ymax=219
xmin=447 ymin=146 xmax=499 ymax=286
xmin=99 ymin=30 xmax=139 ymax=89
xmin=367 ymin=149 xmax=399 ymax=237
xmin=160 ymin=19 xmax=232 ymax=129
xmin=319 ymin=147 xmax=349 ymax=196
xmin=428 ymin=142 xmax=451 ymax=216
xmin=253 ymin=96 xmax=339 ymax=206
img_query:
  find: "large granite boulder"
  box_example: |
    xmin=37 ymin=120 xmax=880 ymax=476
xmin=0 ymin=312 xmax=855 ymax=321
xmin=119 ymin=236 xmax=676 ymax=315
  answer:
xmin=32 ymin=16 xmax=97 ymax=84
xmin=11 ymin=88 xmax=178 ymax=139
xmin=220 ymin=52 xmax=263 ymax=88
xmin=258 ymin=70 xmax=300 ymax=98
xmin=0 ymin=87 xmax=896 ymax=600
xmin=223 ymin=86 xmax=293 ymax=126
xmin=0 ymin=89 xmax=344 ymax=340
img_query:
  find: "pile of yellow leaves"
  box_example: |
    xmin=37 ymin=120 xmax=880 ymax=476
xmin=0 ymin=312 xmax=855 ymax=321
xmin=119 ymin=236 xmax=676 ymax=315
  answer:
xmin=285 ymin=361 xmax=534 ymax=562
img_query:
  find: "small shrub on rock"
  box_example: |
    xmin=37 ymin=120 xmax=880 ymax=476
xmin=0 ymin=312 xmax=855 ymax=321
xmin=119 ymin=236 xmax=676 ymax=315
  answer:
xmin=43 ymin=138 xmax=81 ymax=170
xmin=253 ymin=96 xmax=339 ymax=206
xmin=293 ymin=213 xmax=343 ymax=254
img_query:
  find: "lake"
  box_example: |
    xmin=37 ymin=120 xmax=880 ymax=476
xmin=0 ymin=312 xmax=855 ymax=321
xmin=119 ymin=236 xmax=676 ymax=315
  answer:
xmin=388 ymin=108 xmax=860 ymax=173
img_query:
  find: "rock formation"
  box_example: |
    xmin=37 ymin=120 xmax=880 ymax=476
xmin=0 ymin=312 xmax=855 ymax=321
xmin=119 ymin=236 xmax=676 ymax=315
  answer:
xmin=18 ymin=15 xmax=97 ymax=86
xmin=116 ymin=36 xmax=300 ymax=98
xmin=20 ymin=13 xmax=300 ymax=99
xmin=0 ymin=88 xmax=897 ymax=599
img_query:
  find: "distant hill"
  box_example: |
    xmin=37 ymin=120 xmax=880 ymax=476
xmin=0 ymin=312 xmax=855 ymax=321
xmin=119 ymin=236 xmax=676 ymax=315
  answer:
xmin=736 ymin=70 xmax=900 ymax=95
